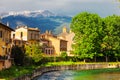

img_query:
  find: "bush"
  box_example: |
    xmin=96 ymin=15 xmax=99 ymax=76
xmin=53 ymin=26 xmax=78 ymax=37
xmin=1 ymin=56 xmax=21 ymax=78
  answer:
xmin=60 ymin=51 xmax=68 ymax=61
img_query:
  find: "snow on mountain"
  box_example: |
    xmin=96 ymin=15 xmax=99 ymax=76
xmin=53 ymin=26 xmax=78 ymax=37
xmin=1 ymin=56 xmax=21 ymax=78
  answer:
xmin=0 ymin=10 xmax=55 ymax=18
xmin=1 ymin=10 xmax=72 ymax=34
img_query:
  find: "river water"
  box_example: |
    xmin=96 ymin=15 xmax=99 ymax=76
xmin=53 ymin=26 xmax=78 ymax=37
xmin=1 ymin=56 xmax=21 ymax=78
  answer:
xmin=35 ymin=69 xmax=120 ymax=80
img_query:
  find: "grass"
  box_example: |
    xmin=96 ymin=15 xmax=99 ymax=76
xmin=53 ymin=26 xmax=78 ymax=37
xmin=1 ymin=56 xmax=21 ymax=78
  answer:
xmin=43 ymin=61 xmax=120 ymax=66
xmin=0 ymin=65 xmax=36 ymax=80
xmin=43 ymin=61 xmax=75 ymax=66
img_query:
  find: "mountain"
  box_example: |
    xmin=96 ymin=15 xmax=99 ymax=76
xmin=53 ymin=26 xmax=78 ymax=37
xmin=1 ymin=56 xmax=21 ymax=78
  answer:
xmin=0 ymin=10 xmax=72 ymax=34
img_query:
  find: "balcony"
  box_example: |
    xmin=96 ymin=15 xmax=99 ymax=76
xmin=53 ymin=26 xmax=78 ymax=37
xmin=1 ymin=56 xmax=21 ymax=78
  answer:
xmin=0 ymin=55 xmax=9 ymax=61
xmin=5 ymin=38 xmax=11 ymax=44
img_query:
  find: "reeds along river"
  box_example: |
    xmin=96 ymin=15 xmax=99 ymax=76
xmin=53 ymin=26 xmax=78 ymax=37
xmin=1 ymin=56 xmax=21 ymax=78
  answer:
xmin=35 ymin=69 xmax=120 ymax=80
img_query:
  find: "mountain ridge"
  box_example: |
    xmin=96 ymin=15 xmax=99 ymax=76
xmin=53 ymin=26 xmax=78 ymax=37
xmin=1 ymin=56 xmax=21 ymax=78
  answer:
xmin=0 ymin=10 xmax=72 ymax=34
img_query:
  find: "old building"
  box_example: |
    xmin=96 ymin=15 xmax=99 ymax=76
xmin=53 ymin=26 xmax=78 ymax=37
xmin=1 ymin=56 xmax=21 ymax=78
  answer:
xmin=0 ymin=23 xmax=14 ymax=70
xmin=40 ymin=38 xmax=54 ymax=56
xmin=11 ymin=26 xmax=40 ymax=46
xmin=57 ymin=26 xmax=75 ymax=56
xmin=40 ymin=30 xmax=67 ymax=56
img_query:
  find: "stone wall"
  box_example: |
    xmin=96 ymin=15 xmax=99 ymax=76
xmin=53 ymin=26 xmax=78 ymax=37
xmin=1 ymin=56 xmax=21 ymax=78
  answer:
xmin=14 ymin=63 xmax=120 ymax=80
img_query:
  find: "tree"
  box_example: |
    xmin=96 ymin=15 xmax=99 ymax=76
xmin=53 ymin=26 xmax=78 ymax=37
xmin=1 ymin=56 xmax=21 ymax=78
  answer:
xmin=25 ymin=44 xmax=43 ymax=63
xmin=70 ymin=12 xmax=103 ymax=62
xmin=102 ymin=15 xmax=120 ymax=62
xmin=11 ymin=46 xmax=25 ymax=66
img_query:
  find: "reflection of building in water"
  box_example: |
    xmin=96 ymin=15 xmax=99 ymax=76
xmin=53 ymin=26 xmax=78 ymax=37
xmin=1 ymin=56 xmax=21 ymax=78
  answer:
xmin=0 ymin=23 xmax=14 ymax=70
xmin=57 ymin=26 xmax=75 ymax=56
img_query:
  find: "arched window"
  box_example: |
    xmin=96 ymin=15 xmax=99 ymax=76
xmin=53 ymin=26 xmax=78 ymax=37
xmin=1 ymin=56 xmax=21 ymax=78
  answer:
xmin=13 ymin=34 xmax=15 ymax=38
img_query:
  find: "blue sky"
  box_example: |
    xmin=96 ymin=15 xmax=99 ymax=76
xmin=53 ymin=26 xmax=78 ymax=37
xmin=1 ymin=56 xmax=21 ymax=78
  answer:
xmin=0 ymin=0 xmax=120 ymax=17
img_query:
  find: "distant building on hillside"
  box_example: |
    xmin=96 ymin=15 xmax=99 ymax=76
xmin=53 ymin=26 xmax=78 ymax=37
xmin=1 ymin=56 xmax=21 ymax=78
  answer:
xmin=57 ymin=26 xmax=75 ymax=56
xmin=0 ymin=23 xmax=14 ymax=70
xmin=40 ymin=30 xmax=67 ymax=56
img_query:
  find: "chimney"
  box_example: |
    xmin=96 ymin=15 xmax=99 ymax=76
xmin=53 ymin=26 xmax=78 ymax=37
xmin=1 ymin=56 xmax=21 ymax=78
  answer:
xmin=7 ymin=22 xmax=9 ymax=26
xmin=0 ymin=17 xmax=2 ymax=23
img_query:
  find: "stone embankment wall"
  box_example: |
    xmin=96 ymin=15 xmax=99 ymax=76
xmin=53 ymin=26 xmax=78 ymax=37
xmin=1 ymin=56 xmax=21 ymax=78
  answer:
xmin=14 ymin=63 xmax=120 ymax=80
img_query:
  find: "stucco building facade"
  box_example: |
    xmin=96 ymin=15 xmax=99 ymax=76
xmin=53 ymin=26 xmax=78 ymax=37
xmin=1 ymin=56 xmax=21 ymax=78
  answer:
xmin=0 ymin=23 xmax=14 ymax=70
xmin=11 ymin=26 xmax=40 ymax=46
xmin=40 ymin=30 xmax=67 ymax=56
xmin=57 ymin=26 xmax=75 ymax=56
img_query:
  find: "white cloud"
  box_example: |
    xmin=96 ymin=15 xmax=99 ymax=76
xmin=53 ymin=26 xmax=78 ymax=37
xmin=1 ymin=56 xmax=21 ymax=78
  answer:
xmin=0 ymin=0 xmax=119 ymax=17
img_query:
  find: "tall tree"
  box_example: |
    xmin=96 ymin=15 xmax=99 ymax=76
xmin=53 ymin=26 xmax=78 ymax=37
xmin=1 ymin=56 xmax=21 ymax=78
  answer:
xmin=11 ymin=46 xmax=25 ymax=66
xmin=102 ymin=15 xmax=120 ymax=62
xmin=70 ymin=12 xmax=103 ymax=62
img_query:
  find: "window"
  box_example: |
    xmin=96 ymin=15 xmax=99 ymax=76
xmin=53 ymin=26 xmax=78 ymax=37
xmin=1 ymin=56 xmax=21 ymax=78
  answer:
xmin=0 ymin=30 xmax=2 ymax=38
xmin=19 ymin=41 xmax=20 ymax=45
xmin=35 ymin=34 xmax=36 ymax=39
xmin=2 ymin=62 xmax=5 ymax=67
xmin=20 ymin=32 xmax=23 ymax=38
xmin=31 ymin=33 xmax=32 ymax=39
xmin=5 ymin=48 xmax=7 ymax=54
xmin=8 ymin=48 xmax=10 ymax=53
xmin=13 ymin=34 xmax=15 ymax=38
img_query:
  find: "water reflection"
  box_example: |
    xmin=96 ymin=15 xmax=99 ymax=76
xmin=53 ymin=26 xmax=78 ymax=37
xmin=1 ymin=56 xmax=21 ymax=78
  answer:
xmin=35 ymin=71 xmax=74 ymax=80
xmin=35 ymin=70 xmax=120 ymax=80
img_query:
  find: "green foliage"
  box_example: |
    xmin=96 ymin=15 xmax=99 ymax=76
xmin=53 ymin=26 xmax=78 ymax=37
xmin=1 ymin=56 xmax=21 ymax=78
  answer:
xmin=0 ymin=65 xmax=36 ymax=80
xmin=71 ymin=12 xmax=120 ymax=62
xmin=71 ymin=12 xmax=103 ymax=60
xmin=60 ymin=51 xmax=68 ymax=59
xmin=11 ymin=46 xmax=25 ymax=66
xmin=102 ymin=15 xmax=120 ymax=61
xmin=25 ymin=44 xmax=43 ymax=63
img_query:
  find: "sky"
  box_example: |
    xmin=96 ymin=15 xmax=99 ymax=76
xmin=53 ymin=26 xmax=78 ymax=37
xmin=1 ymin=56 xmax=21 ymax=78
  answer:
xmin=0 ymin=0 xmax=120 ymax=17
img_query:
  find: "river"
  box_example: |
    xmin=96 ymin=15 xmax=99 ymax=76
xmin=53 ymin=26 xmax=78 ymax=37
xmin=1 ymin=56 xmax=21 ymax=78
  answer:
xmin=35 ymin=69 xmax=120 ymax=80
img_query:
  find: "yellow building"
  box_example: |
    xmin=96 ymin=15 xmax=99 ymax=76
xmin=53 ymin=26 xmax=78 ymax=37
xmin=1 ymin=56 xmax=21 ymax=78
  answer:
xmin=58 ymin=26 xmax=75 ymax=56
xmin=0 ymin=23 xmax=14 ymax=70
xmin=11 ymin=26 xmax=40 ymax=46
xmin=40 ymin=30 xmax=67 ymax=56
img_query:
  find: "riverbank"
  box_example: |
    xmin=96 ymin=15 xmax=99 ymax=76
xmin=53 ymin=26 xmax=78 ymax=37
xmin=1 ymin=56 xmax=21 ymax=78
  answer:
xmin=16 ymin=62 xmax=120 ymax=80
xmin=0 ymin=62 xmax=120 ymax=80
xmin=0 ymin=65 xmax=36 ymax=80
xmin=36 ymin=68 xmax=120 ymax=80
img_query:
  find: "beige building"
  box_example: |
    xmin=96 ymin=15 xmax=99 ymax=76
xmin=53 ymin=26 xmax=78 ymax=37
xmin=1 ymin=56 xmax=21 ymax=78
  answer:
xmin=0 ymin=23 xmax=14 ymax=70
xmin=58 ymin=26 xmax=75 ymax=56
xmin=40 ymin=30 xmax=67 ymax=56
xmin=11 ymin=26 xmax=40 ymax=46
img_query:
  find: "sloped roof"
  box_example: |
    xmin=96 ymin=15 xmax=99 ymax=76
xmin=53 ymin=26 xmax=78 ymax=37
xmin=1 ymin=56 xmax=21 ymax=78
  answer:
xmin=0 ymin=23 xmax=14 ymax=31
xmin=15 ymin=26 xmax=40 ymax=32
xmin=28 ymin=27 xmax=40 ymax=32
xmin=57 ymin=32 xmax=69 ymax=37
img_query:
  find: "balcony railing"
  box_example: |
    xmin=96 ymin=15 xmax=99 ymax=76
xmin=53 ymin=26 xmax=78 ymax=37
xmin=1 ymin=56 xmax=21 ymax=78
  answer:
xmin=0 ymin=55 xmax=9 ymax=61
